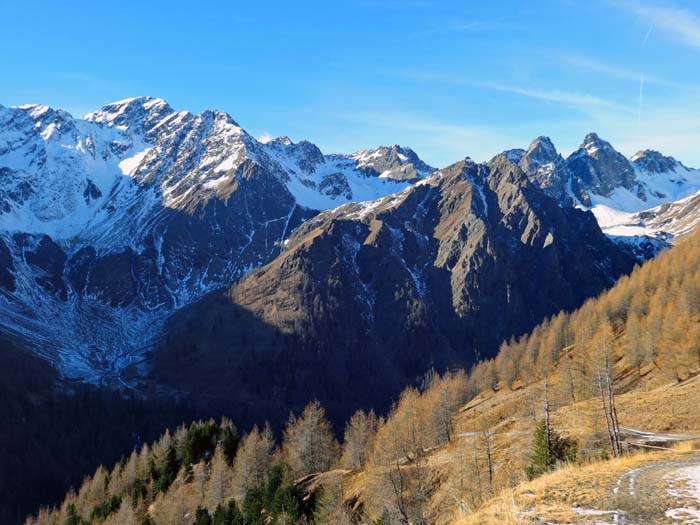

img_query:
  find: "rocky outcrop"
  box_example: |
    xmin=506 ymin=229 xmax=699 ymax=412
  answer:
xmin=0 ymin=237 xmax=15 ymax=291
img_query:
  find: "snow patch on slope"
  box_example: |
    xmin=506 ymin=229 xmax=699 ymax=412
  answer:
xmin=589 ymin=165 xmax=700 ymax=213
xmin=664 ymin=465 xmax=700 ymax=523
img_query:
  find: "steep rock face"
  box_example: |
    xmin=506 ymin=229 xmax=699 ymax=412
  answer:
xmin=518 ymin=136 xmax=574 ymax=206
xmin=566 ymin=133 xmax=638 ymax=205
xmin=0 ymin=97 xmax=431 ymax=383
xmin=153 ymin=155 xmax=635 ymax=418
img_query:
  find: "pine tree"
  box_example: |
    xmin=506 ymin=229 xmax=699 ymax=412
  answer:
xmin=65 ymin=504 xmax=81 ymax=525
xmin=155 ymin=444 xmax=179 ymax=493
xmin=111 ymin=496 xmax=138 ymax=525
xmin=232 ymin=425 xmax=275 ymax=499
xmin=194 ymin=505 xmax=213 ymax=525
xmin=525 ymin=420 xmax=577 ymax=480
xmin=242 ymin=488 xmax=265 ymax=525
xmin=219 ymin=418 xmax=240 ymax=465
xmin=212 ymin=504 xmax=226 ymax=525
xmin=206 ymin=444 xmax=231 ymax=510
xmin=225 ymin=499 xmax=244 ymax=525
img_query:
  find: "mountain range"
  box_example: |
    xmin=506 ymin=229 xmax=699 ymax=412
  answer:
xmin=1 ymin=96 xmax=699 ymax=419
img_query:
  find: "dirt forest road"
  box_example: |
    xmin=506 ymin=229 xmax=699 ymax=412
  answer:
xmin=611 ymin=456 xmax=700 ymax=524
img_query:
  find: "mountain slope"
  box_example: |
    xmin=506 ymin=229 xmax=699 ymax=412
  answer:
xmin=0 ymin=97 xmax=432 ymax=384
xmin=152 ymin=154 xmax=635 ymax=419
xmin=29 ymin=231 xmax=700 ymax=525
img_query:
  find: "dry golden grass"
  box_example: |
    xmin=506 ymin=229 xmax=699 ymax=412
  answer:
xmin=424 ymin=367 xmax=700 ymax=524
xmin=673 ymin=440 xmax=700 ymax=452
xmin=336 ymin=352 xmax=700 ymax=524
xmin=457 ymin=449 xmax=698 ymax=525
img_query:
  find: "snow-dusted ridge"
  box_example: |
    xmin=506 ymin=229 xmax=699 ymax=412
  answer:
xmin=0 ymin=96 xmax=436 ymax=384
xmin=0 ymin=96 xmax=433 ymax=243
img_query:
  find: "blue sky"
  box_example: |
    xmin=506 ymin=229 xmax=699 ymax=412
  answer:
xmin=1 ymin=0 xmax=699 ymax=167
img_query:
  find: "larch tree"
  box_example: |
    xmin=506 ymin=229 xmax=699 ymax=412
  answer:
xmin=341 ymin=409 xmax=378 ymax=470
xmin=283 ymin=400 xmax=340 ymax=478
xmin=110 ymin=496 xmax=138 ymax=525
xmin=205 ymin=444 xmax=231 ymax=511
xmin=232 ymin=424 xmax=275 ymax=500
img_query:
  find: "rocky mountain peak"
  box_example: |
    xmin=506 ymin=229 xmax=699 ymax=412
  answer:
xmin=527 ymin=135 xmax=557 ymax=157
xmin=503 ymin=149 xmax=526 ymax=163
xmin=14 ymin=104 xmax=78 ymax=140
xmin=581 ymin=131 xmax=604 ymax=151
xmin=580 ymin=132 xmax=627 ymax=158
xmin=262 ymin=136 xmax=326 ymax=175
xmin=84 ymin=96 xmax=174 ymax=135
xmin=517 ymin=136 xmax=573 ymax=206
xmin=271 ymin=135 xmax=294 ymax=146
xmin=567 ymin=132 xmax=637 ymax=205
xmin=631 ymin=149 xmax=682 ymax=174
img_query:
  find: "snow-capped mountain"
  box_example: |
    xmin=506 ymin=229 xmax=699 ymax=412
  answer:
xmin=576 ymin=143 xmax=700 ymax=248
xmin=585 ymin=146 xmax=700 ymax=213
xmin=0 ymin=97 xmax=434 ymax=383
xmin=514 ymin=134 xmax=700 ymax=214
xmin=2 ymin=96 xmax=699 ymax=393
xmin=566 ymin=132 xmax=640 ymax=207
xmin=511 ymin=133 xmax=700 ymax=252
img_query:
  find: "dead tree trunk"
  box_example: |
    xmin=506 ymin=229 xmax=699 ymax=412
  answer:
xmin=597 ymin=354 xmax=617 ymax=457
xmin=411 ymin=419 xmax=427 ymax=525
xmin=564 ymin=340 xmax=576 ymax=402
xmin=482 ymin=422 xmax=494 ymax=496
xmin=389 ymin=434 xmax=410 ymax=525
xmin=602 ymin=331 xmax=623 ymax=456
xmin=471 ymin=434 xmax=482 ymax=502
xmin=544 ymin=374 xmax=552 ymax=453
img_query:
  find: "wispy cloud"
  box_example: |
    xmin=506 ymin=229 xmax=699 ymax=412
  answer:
xmin=480 ymin=81 xmax=628 ymax=110
xmin=395 ymin=69 xmax=632 ymax=112
xmin=556 ymin=52 xmax=690 ymax=89
xmin=451 ymin=20 xmax=481 ymax=31
xmin=638 ymin=73 xmax=645 ymax=130
xmin=615 ymin=1 xmax=700 ymax=49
